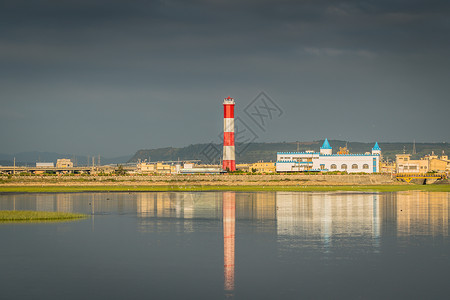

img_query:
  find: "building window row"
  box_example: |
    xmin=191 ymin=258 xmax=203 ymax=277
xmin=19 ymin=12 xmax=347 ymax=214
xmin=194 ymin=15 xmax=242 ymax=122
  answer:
xmin=329 ymin=164 xmax=370 ymax=170
xmin=402 ymin=165 xmax=418 ymax=170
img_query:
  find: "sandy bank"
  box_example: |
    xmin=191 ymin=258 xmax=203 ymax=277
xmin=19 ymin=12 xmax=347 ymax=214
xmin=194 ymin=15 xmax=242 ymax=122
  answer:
xmin=1 ymin=174 xmax=404 ymax=186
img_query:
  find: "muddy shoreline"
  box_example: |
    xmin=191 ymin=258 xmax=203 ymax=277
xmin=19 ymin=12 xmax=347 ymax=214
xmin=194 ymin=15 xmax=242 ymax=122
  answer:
xmin=0 ymin=174 xmax=403 ymax=186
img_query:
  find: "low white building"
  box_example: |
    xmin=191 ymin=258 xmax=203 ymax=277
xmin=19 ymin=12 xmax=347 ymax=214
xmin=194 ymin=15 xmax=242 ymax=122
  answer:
xmin=276 ymin=139 xmax=381 ymax=173
xmin=36 ymin=162 xmax=54 ymax=168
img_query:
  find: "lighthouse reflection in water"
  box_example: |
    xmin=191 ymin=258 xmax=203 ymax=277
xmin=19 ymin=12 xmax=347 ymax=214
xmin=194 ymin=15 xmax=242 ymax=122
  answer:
xmin=223 ymin=192 xmax=235 ymax=294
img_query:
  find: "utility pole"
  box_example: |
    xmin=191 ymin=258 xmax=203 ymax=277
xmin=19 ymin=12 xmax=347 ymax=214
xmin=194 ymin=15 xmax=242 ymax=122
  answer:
xmin=13 ymin=157 xmax=16 ymax=175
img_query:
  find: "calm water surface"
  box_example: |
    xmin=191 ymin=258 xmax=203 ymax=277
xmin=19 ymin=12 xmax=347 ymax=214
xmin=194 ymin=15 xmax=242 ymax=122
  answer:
xmin=1 ymin=191 xmax=449 ymax=299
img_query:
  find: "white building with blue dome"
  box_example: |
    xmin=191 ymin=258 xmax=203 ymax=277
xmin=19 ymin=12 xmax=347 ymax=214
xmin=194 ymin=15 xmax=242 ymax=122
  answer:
xmin=276 ymin=139 xmax=381 ymax=173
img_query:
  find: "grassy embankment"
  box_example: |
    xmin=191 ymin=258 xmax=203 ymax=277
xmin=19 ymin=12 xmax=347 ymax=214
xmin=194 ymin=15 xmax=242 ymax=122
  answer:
xmin=0 ymin=184 xmax=449 ymax=193
xmin=0 ymin=210 xmax=87 ymax=223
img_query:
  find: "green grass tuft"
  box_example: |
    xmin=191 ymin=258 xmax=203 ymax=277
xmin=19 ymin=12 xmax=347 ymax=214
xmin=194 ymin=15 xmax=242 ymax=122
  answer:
xmin=0 ymin=210 xmax=87 ymax=223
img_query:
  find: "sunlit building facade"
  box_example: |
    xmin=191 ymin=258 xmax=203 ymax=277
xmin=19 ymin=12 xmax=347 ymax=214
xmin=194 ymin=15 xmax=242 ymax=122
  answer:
xmin=276 ymin=139 xmax=381 ymax=173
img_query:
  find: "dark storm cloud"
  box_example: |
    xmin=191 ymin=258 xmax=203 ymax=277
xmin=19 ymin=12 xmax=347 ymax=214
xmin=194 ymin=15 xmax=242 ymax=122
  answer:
xmin=2 ymin=0 xmax=449 ymax=53
xmin=1 ymin=0 xmax=447 ymax=83
xmin=0 ymin=0 xmax=449 ymax=156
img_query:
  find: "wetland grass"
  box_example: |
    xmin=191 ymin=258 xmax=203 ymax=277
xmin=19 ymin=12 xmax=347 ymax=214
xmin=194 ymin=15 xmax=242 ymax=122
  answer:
xmin=0 ymin=210 xmax=87 ymax=223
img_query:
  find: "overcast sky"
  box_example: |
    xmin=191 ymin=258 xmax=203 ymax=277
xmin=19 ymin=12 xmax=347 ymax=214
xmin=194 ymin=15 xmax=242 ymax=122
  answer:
xmin=1 ymin=0 xmax=449 ymax=157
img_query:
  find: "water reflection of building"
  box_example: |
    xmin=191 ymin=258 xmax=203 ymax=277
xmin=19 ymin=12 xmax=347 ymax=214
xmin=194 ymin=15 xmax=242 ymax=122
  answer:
xmin=223 ymin=192 xmax=235 ymax=294
xmin=0 ymin=194 xmax=38 ymax=211
xmin=55 ymin=194 xmax=73 ymax=212
xmin=34 ymin=194 xmax=74 ymax=213
xmin=235 ymin=192 xmax=276 ymax=221
xmin=136 ymin=192 xmax=221 ymax=219
xmin=36 ymin=195 xmax=55 ymax=211
xmin=276 ymin=192 xmax=382 ymax=248
xmin=275 ymin=191 xmax=450 ymax=245
xmin=395 ymin=192 xmax=449 ymax=237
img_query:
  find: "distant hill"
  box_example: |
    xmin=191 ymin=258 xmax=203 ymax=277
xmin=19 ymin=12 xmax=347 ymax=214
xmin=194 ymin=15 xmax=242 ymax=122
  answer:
xmin=129 ymin=140 xmax=450 ymax=164
xmin=0 ymin=151 xmax=132 ymax=166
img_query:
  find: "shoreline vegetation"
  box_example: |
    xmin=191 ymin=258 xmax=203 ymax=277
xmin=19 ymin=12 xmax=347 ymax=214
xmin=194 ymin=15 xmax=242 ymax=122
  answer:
xmin=0 ymin=185 xmax=449 ymax=193
xmin=0 ymin=210 xmax=87 ymax=223
xmin=1 ymin=174 xmax=449 ymax=193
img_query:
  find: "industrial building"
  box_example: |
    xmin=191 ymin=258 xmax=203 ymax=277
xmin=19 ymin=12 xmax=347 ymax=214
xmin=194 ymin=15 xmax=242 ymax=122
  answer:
xmin=235 ymin=162 xmax=276 ymax=173
xmin=136 ymin=161 xmax=223 ymax=174
xmin=396 ymin=151 xmax=449 ymax=173
xmin=56 ymin=159 xmax=74 ymax=168
xmin=276 ymin=139 xmax=381 ymax=173
xmin=136 ymin=162 xmax=177 ymax=174
xmin=251 ymin=161 xmax=276 ymax=173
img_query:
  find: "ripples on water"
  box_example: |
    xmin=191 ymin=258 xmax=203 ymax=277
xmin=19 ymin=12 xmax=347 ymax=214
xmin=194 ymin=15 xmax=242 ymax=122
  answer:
xmin=1 ymin=191 xmax=449 ymax=299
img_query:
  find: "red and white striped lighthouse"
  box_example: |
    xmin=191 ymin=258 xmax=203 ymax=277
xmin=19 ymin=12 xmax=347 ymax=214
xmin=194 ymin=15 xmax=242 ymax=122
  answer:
xmin=223 ymin=96 xmax=236 ymax=171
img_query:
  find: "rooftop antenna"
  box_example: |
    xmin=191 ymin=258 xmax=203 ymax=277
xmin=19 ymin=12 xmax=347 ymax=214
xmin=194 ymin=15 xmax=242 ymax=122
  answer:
xmin=412 ymin=139 xmax=416 ymax=155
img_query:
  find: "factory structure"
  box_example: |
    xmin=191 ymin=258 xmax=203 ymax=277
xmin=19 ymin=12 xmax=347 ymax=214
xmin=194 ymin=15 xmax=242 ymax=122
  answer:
xmin=276 ymin=139 xmax=381 ymax=173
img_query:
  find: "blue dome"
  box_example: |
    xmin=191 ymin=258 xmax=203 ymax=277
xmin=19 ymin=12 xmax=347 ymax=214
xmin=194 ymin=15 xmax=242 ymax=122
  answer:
xmin=320 ymin=138 xmax=332 ymax=149
xmin=372 ymin=142 xmax=381 ymax=151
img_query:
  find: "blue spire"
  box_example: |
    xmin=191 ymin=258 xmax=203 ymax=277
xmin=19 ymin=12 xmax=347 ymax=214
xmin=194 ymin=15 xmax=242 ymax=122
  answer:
xmin=320 ymin=138 xmax=332 ymax=149
xmin=372 ymin=142 xmax=381 ymax=151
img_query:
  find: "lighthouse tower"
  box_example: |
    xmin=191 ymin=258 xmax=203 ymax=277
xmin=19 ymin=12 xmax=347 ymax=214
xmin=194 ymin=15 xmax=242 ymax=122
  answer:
xmin=223 ymin=97 xmax=236 ymax=171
